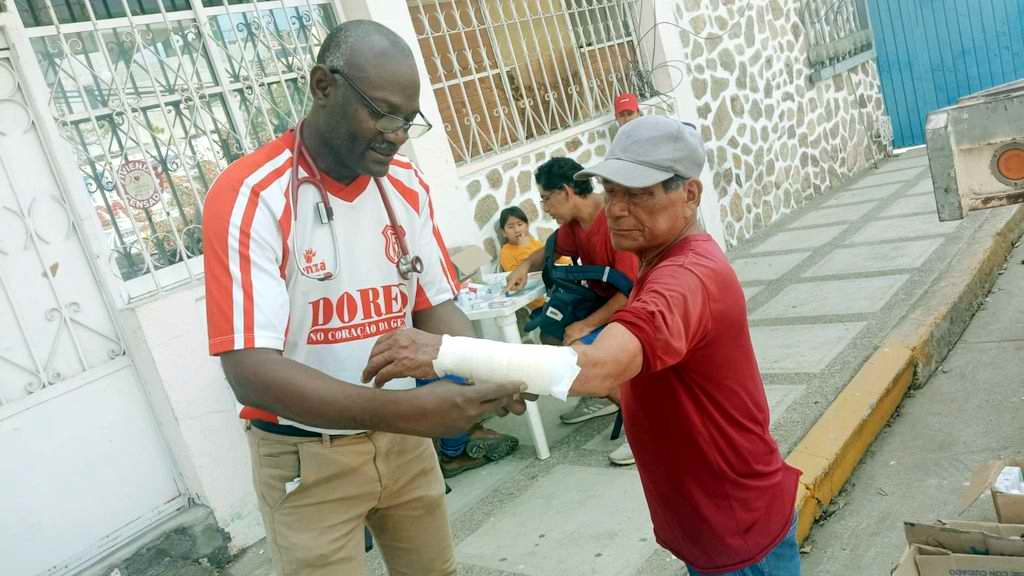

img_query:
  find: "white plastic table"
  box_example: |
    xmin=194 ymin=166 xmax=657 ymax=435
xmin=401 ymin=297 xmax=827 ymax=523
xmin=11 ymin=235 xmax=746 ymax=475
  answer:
xmin=456 ymin=278 xmax=551 ymax=460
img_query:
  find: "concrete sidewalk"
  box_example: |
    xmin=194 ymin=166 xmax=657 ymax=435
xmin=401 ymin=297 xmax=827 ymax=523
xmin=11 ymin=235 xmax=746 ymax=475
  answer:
xmin=224 ymin=149 xmax=1020 ymax=576
xmin=801 ymin=236 xmax=1024 ymax=574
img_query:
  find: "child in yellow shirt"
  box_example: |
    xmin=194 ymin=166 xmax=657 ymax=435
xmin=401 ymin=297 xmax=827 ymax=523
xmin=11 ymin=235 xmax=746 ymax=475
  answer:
xmin=498 ymin=207 xmax=545 ymax=310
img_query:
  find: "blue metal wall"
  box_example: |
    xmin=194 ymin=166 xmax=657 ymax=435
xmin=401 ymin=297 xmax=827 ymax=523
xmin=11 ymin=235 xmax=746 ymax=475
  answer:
xmin=868 ymin=0 xmax=1024 ymax=148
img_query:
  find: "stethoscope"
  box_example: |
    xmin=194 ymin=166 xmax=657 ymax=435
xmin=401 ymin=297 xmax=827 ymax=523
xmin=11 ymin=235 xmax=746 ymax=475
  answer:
xmin=289 ymin=120 xmax=424 ymax=282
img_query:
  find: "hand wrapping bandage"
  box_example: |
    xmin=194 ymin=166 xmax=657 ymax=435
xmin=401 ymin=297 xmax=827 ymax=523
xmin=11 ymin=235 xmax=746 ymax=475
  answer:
xmin=432 ymin=336 xmax=580 ymax=400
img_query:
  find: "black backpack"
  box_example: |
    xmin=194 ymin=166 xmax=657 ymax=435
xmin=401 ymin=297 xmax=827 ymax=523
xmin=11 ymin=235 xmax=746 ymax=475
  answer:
xmin=524 ymin=232 xmax=633 ymax=341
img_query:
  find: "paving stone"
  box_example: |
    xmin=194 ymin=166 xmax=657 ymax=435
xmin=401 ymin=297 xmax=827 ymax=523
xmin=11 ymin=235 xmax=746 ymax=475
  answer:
xmin=751 ymin=323 xmax=867 ymax=373
xmin=906 ymin=178 xmax=936 ymax=196
xmin=789 ymin=202 xmax=875 ymax=228
xmin=752 ymin=225 xmax=848 ymax=253
xmin=765 ymin=385 xmax=805 ymax=425
xmin=846 ymin=214 xmax=960 ymax=244
xmin=822 ymin=184 xmax=901 ymax=207
xmin=805 ymin=238 xmax=944 ymax=277
xmin=877 ymin=153 xmax=929 ymax=172
xmin=846 ymin=170 xmax=917 ymax=190
xmin=446 ymin=456 xmax=531 ymax=518
xmin=456 ymin=465 xmax=656 ymax=576
xmin=732 ymin=252 xmax=811 ymax=282
xmin=873 ymin=159 xmax=929 ymax=174
xmin=752 ymin=275 xmax=909 ymax=319
xmin=880 ymin=194 xmax=939 ymax=217
xmin=742 ymin=285 xmax=765 ymax=300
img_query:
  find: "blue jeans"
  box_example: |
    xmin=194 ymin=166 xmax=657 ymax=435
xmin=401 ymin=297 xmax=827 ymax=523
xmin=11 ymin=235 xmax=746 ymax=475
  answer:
xmin=416 ymin=376 xmax=469 ymax=457
xmin=688 ymin=518 xmax=800 ymax=576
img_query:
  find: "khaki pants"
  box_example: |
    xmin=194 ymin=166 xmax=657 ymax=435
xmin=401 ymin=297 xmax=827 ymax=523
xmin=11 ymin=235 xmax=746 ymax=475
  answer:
xmin=247 ymin=427 xmax=456 ymax=576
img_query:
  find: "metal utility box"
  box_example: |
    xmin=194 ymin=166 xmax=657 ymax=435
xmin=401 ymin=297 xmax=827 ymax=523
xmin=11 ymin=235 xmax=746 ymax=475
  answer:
xmin=926 ymin=79 xmax=1024 ymax=221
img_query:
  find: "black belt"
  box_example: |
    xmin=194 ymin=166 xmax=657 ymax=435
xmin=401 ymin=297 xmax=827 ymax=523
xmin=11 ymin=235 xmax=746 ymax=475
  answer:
xmin=251 ymin=419 xmax=333 ymax=438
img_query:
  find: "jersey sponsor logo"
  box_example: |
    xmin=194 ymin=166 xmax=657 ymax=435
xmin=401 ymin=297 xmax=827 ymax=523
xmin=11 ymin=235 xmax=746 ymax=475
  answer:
xmin=302 ymin=248 xmax=328 ymax=276
xmin=381 ymin=224 xmax=407 ymax=266
xmin=307 ymin=283 xmax=410 ymax=345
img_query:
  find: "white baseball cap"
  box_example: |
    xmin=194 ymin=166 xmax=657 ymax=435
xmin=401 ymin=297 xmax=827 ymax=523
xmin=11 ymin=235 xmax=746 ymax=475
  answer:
xmin=575 ymin=115 xmax=706 ymax=188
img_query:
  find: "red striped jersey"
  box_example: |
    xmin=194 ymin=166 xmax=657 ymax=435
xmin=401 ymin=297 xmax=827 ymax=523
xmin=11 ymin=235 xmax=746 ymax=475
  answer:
xmin=202 ymin=129 xmax=459 ymax=434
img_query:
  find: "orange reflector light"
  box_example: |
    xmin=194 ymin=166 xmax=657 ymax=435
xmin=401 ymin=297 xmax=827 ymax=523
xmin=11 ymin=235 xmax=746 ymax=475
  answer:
xmin=996 ymin=146 xmax=1024 ymax=182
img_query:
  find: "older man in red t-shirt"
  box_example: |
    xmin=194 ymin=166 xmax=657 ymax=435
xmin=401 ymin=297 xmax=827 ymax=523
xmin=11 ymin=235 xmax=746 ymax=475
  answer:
xmin=363 ymin=116 xmax=801 ymax=575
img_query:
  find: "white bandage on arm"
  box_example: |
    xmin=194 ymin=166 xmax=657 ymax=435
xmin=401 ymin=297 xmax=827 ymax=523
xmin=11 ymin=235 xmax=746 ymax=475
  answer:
xmin=432 ymin=335 xmax=580 ymax=400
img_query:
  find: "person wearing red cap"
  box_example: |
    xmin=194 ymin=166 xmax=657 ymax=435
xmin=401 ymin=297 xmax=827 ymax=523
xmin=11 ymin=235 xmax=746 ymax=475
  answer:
xmin=614 ymin=92 xmax=641 ymax=126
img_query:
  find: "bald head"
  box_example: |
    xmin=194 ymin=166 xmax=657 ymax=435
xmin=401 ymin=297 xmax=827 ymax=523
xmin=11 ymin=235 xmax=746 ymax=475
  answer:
xmin=316 ymin=20 xmax=415 ymax=79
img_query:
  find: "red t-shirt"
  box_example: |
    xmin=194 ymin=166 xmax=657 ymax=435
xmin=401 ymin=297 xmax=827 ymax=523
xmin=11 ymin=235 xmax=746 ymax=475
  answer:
xmin=611 ymin=233 xmax=800 ymax=573
xmin=555 ymin=208 xmax=639 ymax=298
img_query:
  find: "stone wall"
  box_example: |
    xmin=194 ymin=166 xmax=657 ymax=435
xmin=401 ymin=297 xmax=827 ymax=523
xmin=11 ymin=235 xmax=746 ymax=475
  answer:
xmin=673 ymin=0 xmax=888 ymax=248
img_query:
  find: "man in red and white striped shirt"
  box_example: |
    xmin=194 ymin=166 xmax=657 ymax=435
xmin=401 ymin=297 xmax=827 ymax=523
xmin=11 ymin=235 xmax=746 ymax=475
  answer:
xmin=202 ymin=21 xmax=525 ymax=576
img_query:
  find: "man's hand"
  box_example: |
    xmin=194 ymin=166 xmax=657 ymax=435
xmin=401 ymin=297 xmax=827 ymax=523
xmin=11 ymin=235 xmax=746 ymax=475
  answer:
xmin=362 ymin=328 xmax=442 ymax=386
xmin=411 ymin=379 xmax=529 ymax=437
xmin=506 ymin=264 xmax=529 ymax=293
xmin=563 ymin=320 xmax=594 ymax=345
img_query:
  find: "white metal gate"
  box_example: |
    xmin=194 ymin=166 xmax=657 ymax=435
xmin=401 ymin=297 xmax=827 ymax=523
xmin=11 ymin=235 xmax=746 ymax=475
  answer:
xmin=0 ymin=23 xmax=186 ymax=576
xmin=1 ymin=1 xmax=341 ymax=574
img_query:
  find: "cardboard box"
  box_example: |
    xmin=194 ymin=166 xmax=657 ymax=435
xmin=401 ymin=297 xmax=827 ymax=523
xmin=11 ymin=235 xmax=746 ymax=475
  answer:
xmin=904 ymin=520 xmax=1024 ymax=555
xmin=891 ymin=520 xmax=1024 ymax=576
xmin=962 ymin=458 xmax=1024 ymax=524
xmin=447 ymin=245 xmax=491 ymax=283
xmin=893 ymin=543 xmax=1024 ymax=576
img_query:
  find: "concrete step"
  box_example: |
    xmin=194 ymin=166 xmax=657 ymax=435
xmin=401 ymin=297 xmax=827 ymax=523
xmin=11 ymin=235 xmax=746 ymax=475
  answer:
xmin=78 ymin=505 xmax=230 ymax=576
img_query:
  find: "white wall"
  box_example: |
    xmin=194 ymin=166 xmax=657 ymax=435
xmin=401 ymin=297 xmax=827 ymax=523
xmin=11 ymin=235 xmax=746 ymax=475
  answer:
xmin=127 ymin=286 xmax=264 ymax=550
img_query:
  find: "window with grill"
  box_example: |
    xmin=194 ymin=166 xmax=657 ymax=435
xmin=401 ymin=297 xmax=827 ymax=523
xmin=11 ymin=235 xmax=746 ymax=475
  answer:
xmin=409 ymin=0 xmax=649 ymax=165
xmin=801 ymin=0 xmax=875 ymax=82
xmin=13 ymin=0 xmax=338 ymax=300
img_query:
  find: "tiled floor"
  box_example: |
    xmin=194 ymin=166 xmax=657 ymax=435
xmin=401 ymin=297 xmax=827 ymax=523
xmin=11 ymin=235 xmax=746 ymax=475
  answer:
xmin=732 ymin=251 xmax=812 ymax=282
xmin=752 ymin=225 xmax=849 ymax=253
xmin=455 ymin=465 xmax=656 ymax=576
xmin=751 ymin=323 xmax=867 ymax=372
xmin=751 ymin=275 xmax=910 ymax=319
xmin=805 ymin=239 xmax=943 ymax=277
xmin=846 ymin=214 xmax=959 ymax=243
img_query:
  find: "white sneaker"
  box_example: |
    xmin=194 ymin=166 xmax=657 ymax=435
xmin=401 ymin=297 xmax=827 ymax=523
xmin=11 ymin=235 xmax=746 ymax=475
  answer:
xmin=609 ymin=440 xmax=635 ymax=466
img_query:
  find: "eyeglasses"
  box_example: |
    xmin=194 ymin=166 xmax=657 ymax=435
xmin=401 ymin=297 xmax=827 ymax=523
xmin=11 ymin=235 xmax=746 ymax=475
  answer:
xmin=329 ymin=67 xmax=432 ymax=138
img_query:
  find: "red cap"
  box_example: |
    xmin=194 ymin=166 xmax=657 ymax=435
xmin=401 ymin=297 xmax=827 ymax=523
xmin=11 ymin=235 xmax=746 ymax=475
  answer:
xmin=614 ymin=93 xmax=639 ymax=115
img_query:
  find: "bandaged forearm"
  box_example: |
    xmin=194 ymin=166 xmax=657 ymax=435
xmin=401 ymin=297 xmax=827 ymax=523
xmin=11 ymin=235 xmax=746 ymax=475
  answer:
xmin=432 ymin=336 xmax=580 ymax=400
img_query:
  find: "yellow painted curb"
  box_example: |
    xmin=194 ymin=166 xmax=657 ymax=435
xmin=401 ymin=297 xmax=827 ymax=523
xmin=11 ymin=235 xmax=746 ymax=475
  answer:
xmin=787 ymin=344 xmax=915 ymax=543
